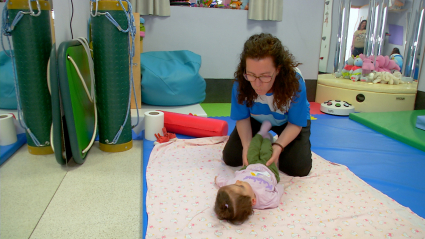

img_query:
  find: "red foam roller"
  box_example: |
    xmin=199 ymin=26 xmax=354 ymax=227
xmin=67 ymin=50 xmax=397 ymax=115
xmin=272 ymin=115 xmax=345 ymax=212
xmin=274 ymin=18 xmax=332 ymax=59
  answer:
xmin=159 ymin=111 xmax=228 ymax=138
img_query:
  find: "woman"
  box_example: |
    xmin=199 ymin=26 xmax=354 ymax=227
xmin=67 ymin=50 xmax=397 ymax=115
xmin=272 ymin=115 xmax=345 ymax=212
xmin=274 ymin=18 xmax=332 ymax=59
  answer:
xmin=222 ymin=33 xmax=312 ymax=177
xmin=351 ymin=20 xmax=367 ymax=57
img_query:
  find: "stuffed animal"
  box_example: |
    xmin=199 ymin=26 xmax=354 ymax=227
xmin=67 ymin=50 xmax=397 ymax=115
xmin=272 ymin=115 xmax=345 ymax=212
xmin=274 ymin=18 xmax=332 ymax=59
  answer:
xmin=229 ymin=0 xmax=242 ymax=8
xmin=350 ymin=56 xmax=364 ymax=82
xmin=375 ymin=55 xmax=400 ymax=73
xmin=359 ymin=54 xmax=375 ymax=75
xmin=372 ymin=71 xmax=403 ymax=84
xmin=341 ymin=56 xmax=355 ymax=79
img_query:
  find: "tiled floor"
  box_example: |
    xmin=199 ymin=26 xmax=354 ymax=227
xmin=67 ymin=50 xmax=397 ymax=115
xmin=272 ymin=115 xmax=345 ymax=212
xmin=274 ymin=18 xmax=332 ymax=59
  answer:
xmin=0 ymin=141 xmax=143 ymax=239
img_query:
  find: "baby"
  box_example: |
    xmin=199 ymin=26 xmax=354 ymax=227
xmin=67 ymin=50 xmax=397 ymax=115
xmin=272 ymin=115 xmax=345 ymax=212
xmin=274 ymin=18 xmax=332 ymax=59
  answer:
xmin=214 ymin=120 xmax=284 ymax=224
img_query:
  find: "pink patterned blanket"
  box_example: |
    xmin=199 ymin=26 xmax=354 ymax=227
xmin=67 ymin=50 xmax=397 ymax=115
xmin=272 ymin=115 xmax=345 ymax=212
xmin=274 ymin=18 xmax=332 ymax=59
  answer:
xmin=146 ymin=137 xmax=425 ymax=238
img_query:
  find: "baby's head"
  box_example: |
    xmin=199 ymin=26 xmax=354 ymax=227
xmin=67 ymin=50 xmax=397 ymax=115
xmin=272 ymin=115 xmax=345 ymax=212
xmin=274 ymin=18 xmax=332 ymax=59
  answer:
xmin=214 ymin=180 xmax=256 ymax=224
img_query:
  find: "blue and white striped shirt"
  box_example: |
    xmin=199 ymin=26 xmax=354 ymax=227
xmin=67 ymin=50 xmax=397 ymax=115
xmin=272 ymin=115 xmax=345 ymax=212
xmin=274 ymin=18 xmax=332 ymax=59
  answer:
xmin=230 ymin=68 xmax=310 ymax=127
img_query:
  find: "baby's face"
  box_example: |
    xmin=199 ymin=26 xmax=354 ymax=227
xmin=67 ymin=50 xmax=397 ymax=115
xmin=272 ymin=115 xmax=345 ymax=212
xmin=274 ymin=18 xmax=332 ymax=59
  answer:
xmin=229 ymin=180 xmax=256 ymax=204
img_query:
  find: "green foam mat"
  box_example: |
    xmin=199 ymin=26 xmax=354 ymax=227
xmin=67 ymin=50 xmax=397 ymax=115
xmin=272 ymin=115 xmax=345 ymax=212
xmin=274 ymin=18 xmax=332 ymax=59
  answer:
xmin=91 ymin=6 xmax=132 ymax=145
xmin=58 ymin=40 xmax=96 ymax=164
xmin=349 ymin=110 xmax=425 ymax=152
xmin=200 ymin=103 xmax=231 ymax=117
xmin=49 ymin=43 xmax=67 ymax=165
xmin=9 ymin=7 xmax=52 ymax=147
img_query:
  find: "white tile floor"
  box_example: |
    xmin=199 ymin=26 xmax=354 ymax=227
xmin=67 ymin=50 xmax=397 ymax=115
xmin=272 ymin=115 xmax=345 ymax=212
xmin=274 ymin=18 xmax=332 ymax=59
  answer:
xmin=0 ymin=103 xmax=207 ymax=238
xmin=1 ymin=141 xmax=143 ymax=239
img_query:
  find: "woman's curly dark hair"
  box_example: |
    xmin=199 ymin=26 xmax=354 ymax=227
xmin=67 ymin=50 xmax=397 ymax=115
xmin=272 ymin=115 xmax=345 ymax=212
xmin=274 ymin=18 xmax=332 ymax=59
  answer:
xmin=214 ymin=186 xmax=253 ymax=224
xmin=234 ymin=33 xmax=301 ymax=111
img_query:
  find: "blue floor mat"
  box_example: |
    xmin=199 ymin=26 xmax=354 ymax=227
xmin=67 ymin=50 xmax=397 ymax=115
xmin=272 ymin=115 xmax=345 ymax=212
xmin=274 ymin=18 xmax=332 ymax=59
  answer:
xmin=0 ymin=133 xmax=27 ymax=166
xmin=309 ymin=115 xmax=425 ymax=219
xmin=142 ymin=115 xmax=425 ymax=237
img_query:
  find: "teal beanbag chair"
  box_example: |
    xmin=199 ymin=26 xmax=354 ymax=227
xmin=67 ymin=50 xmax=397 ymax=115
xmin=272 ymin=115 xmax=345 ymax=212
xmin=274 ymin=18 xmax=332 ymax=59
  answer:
xmin=140 ymin=50 xmax=206 ymax=106
xmin=0 ymin=51 xmax=18 ymax=109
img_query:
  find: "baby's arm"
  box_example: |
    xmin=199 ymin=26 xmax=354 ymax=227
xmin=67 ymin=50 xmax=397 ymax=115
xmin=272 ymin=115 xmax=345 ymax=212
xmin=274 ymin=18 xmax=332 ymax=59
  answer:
xmin=215 ymin=175 xmax=228 ymax=188
xmin=276 ymin=183 xmax=285 ymax=200
xmin=260 ymin=183 xmax=285 ymax=209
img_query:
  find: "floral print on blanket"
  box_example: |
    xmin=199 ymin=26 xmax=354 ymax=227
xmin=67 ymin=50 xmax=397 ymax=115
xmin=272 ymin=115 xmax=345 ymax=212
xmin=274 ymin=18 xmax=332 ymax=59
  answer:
xmin=146 ymin=137 xmax=425 ymax=238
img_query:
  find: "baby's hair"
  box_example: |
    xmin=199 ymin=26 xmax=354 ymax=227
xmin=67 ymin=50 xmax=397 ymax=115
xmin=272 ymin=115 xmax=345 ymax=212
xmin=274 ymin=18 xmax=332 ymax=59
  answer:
xmin=392 ymin=47 xmax=401 ymax=55
xmin=214 ymin=186 xmax=253 ymax=224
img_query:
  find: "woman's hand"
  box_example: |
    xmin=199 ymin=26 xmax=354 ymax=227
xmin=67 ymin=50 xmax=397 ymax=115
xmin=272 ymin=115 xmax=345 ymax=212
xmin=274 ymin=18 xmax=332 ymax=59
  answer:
xmin=265 ymin=122 xmax=302 ymax=166
xmin=242 ymin=146 xmax=249 ymax=166
xmin=266 ymin=144 xmax=283 ymax=166
xmin=236 ymin=117 xmax=253 ymax=167
xmin=214 ymin=176 xmax=218 ymax=184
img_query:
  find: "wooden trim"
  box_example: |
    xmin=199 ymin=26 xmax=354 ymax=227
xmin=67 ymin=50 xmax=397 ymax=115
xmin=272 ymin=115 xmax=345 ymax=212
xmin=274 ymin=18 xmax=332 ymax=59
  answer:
xmin=131 ymin=13 xmax=142 ymax=109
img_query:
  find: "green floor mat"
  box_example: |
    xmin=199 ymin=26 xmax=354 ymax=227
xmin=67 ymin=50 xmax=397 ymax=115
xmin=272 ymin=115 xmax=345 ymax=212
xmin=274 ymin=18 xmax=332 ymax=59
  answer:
xmin=200 ymin=103 xmax=231 ymax=117
xmin=349 ymin=110 xmax=425 ymax=152
xmin=57 ymin=40 xmax=96 ymax=164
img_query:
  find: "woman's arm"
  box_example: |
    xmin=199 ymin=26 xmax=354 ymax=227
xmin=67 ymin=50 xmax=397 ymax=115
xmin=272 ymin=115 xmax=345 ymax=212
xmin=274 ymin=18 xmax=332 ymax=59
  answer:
xmin=236 ymin=117 xmax=253 ymax=166
xmin=266 ymin=122 xmax=302 ymax=166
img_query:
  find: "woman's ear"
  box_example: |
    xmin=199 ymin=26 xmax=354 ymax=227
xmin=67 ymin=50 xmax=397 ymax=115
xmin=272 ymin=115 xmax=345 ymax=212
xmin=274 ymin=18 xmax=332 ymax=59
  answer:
xmin=276 ymin=67 xmax=281 ymax=76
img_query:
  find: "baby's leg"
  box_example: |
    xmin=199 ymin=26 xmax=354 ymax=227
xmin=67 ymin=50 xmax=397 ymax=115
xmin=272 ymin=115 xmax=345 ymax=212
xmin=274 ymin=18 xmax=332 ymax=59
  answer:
xmin=257 ymin=120 xmax=272 ymax=140
xmin=259 ymin=138 xmax=273 ymax=163
xmin=259 ymin=137 xmax=281 ymax=182
xmin=246 ymin=134 xmax=263 ymax=165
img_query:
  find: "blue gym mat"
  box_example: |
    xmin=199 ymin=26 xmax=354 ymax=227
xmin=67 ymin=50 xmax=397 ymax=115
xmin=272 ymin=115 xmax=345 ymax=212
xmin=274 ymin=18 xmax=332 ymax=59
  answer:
xmin=0 ymin=133 xmax=27 ymax=166
xmin=142 ymin=115 xmax=425 ymax=237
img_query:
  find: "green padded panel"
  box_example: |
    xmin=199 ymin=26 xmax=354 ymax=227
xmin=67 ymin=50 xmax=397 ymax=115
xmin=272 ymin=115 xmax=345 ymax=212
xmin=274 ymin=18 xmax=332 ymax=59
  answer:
xmin=9 ymin=8 xmax=52 ymax=146
xmin=49 ymin=44 xmax=66 ymax=165
xmin=91 ymin=8 xmax=131 ymax=145
xmin=58 ymin=40 xmax=96 ymax=164
xmin=349 ymin=110 xmax=425 ymax=152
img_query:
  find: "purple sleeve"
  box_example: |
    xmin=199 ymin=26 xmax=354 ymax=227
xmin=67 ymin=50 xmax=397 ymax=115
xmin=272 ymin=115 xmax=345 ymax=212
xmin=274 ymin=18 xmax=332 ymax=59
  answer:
xmin=276 ymin=183 xmax=285 ymax=202
xmin=215 ymin=175 xmax=229 ymax=188
xmin=258 ymin=184 xmax=285 ymax=209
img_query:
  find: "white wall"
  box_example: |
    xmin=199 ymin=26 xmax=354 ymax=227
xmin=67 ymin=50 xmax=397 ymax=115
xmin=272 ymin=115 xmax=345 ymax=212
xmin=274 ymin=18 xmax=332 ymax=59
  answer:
xmin=383 ymin=10 xmax=408 ymax=57
xmin=51 ymin=0 xmax=89 ymax=47
xmin=325 ymin=0 xmax=340 ymax=73
xmin=2 ymin=1 xmax=323 ymax=80
xmin=1 ymin=0 xmax=89 ymax=49
xmin=141 ymin=1 xmax=325 ymax=80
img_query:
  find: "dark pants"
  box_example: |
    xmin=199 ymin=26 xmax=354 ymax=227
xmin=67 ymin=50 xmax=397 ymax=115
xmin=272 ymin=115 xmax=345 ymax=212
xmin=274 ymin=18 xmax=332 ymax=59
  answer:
xmin=352 ymin=47 xmax=364 ymax=57
xmin=222 ymin=118 xmax=312 ymax=177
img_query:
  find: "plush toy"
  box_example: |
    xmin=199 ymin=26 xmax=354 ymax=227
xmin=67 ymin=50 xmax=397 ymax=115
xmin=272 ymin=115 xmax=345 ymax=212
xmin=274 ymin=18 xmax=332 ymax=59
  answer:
xmin=230 ymin=0 xmax=242 ymax=8
xmin=350 ymin=56 xmax=364 ymax=82
xmin=341 ymin=56 xmax=355 ymax=79
xmin=372 ymin=71 xmax=403 ymax=84
xmin=335 ymin=71 xmax=342 ymax=78
xmin=359 ymin=54 xmax=375 ymax=75
xmin=375 ymin=55 xmax=400 ymax=72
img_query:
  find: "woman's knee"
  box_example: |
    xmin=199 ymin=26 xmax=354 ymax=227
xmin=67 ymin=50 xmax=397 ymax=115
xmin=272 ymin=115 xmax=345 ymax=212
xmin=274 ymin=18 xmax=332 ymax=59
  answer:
xmin=222 ymin=145 xmax=243 ymax=167
xmin=280 ymin=162 xmax=312 ymax=177
xmin=278 ymin=151 xmax=312 ymax=177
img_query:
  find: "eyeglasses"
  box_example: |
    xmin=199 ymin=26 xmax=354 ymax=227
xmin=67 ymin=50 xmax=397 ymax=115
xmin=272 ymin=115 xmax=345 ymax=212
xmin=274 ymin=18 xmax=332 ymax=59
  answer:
xmin=243 ymin=71 xmax=276 ymax=83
